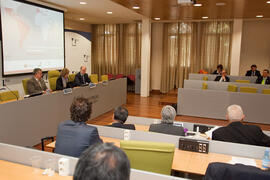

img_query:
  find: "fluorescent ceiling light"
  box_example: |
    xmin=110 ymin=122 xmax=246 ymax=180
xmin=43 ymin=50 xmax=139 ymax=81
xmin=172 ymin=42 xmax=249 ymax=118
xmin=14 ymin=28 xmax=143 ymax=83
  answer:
xmin=202 ymin=16 xmax=208 ymax=19
xmin=193 ymin=3 xmax=202 ymax=7
xmin=154 ymin=17 xmax=161 ymax=20
xmin=79 ymin=18 xmax=85 ymax=20
xmin=80 ymin=2 xmax=87 ymax=5
xmin=132 ymin=6 xmax=140 ymax=9
xmin=267 ymin=1 xmax=270 ymax=4
xmin=256 ymin=15 xmax=263 ymax=18
xmin=106 ymin=11 xmax=113 ymax=15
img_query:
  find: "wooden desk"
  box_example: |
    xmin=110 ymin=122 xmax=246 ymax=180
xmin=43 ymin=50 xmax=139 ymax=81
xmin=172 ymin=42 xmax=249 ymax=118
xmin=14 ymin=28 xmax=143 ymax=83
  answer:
xmin=0 ymin=160 xmax=72 ymax=180
xmin=47 ymin=137 xmax=262 ymax=175
xmin=135 ymin=125 xmax=149 ymax=131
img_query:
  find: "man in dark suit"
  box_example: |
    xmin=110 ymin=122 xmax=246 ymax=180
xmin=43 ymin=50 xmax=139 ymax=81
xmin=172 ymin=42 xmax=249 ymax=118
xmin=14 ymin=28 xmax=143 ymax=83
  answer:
xmin=27 ymin=68 xmax=48 ymax=95
xmin=214 ymin=70 xmax=230 ymax=82
xmin=55 ymin=97 xmax=103 ymax=158
xmin=212 ymin=64 xmax=223 ymax=75
xmin=246 ymin=64 xmax=261 ymax=77
xmin=149 ymin=105 xmax=185 ymax=136
xmin=74 ymin=66 xmax=91 ymax=86
xmin=256 ymin=69 xmax=270 ymax=85
xmin=212 ymin=105 xmax=270 ymax=147
xmin=107 ymin=106 xmax=135 ymax=130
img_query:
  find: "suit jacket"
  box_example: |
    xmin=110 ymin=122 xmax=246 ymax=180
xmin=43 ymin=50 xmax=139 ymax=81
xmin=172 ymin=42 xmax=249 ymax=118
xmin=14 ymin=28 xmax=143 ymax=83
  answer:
xmin=246 ymin=70 xmax=261 ymax=77
xmin=214 ymin=75 xmax=230 ymax=82
xmin=56 ymin=76 xmax=74 ymax=90
xmin=212 ymin=70 xmax=221 ymax=75
xmin=149 ymin=123 xmax=185 ymax=136
xmin=55 ymin=120 xmax=103 ymax=158
xmin=27 ymin=77 xmax=47 ymax=95
xmin=256 ymin=76 xmax=270 ymax=85
xmin=212 ymin=121 xmax=270 ymax=147
xmin=74 ymin=72 xmax=91 ymax=86
xmin=107 ymin=122 xmax=136 ymax=130
xmin=205 ymin=162 xmax=270 ymax=180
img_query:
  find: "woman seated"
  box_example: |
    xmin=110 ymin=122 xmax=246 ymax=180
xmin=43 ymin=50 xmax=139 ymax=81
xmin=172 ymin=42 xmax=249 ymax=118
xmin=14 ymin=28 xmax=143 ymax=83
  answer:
xmin=56 ymin=68 xmax=74 ymax=90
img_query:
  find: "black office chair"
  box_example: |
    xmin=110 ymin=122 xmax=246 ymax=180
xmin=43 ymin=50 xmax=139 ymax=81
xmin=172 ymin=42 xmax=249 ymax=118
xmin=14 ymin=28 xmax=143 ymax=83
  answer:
xmin=41 ymin=136 xmax=54 ymax=151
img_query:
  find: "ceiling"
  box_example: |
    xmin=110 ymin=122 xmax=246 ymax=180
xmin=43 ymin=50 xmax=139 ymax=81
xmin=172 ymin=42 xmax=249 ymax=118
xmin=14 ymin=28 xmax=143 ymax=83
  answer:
xmin=111 ymin=0 xmax=270 ymax=20
xmin=38 ymin=0 xmax=143 ymax=24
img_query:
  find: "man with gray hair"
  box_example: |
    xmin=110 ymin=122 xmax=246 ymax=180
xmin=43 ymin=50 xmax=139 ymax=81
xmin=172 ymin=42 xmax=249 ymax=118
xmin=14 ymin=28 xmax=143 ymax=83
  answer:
xmin=212 ymin=105 xmax=270 ymax=147
xmin=149 ymin=105 xmax=185 ymax=136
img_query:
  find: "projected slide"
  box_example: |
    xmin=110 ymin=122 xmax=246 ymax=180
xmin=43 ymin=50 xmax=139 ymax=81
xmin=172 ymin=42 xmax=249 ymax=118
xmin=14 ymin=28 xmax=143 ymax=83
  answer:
xmin=1 ymin=0 xmax=64 ymax=75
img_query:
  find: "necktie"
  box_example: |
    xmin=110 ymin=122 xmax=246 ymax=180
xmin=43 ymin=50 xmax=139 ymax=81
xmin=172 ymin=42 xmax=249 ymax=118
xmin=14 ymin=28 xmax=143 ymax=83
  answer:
xmin=82 ymin=75 xmax=85 ymax=84
xmin=262 ymin=79 xmax=266 ymax=85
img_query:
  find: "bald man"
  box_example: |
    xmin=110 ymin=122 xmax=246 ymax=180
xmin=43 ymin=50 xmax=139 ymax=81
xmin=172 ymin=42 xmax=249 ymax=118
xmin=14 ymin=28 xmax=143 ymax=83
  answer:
xmin=74 ymin=66 xmax=91 ymax=86
xmin=212 ymin=105 xmax=270 ymax=147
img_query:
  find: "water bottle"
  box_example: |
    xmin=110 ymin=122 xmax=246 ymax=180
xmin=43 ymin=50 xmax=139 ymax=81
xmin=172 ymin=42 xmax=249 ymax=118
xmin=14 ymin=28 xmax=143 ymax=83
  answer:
xmin=262 ymin=148 xmax=270 ymax=169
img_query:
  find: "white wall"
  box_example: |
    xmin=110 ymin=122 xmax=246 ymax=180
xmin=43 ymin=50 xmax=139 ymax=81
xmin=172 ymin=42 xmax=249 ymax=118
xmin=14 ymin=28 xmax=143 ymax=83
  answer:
xmin=150 ymin=23 xmax=163 ymax=90
xmin=239 ymin=20 xmax=270 ymax=76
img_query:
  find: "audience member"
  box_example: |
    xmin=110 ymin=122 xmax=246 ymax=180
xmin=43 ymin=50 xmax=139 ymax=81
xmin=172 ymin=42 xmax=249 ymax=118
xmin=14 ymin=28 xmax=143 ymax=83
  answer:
xmin=74 ymin=143 xmax=130 ymax=180
xmin=256 ymin=69 xmax=270 ymax=85
xmin=56 ymin=68 xmax=74 ymax=90
xmin=212 ymin=105 xmax=270 ymax=147
xmin=75 ymin=66 xmax=91 ymax=86
xmin=55 ymin=97 xmax=103 ymax=157
xmin=149 ymin=105 xmax=185 ymax=136
xmin=27 ymin=68 xmax=48 ymax=95
xmin=245 ymin=64 xmax=261 ymax=77
xmin=212 ymin=64 xmax=223 ymax=75
xmin=107 ymin=106 xmax=135 ymax=130
xmin=214 ymin=70 xmax=230 ymax=82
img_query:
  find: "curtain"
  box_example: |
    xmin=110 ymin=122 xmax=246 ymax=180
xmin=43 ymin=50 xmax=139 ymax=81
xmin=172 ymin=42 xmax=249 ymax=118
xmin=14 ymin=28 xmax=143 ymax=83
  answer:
xmin=161 ymin=22 xmax=198 ymax=93
xmin=91 ymin=23 xmax=141 ymax=78
xmin=200 ymin=21 xmax=232 ymax=74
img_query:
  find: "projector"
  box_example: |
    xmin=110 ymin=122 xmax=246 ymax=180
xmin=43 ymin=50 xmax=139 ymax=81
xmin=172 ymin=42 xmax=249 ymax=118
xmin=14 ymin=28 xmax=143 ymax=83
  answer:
xmin=177 ymin=0 xmax=196 ymax=6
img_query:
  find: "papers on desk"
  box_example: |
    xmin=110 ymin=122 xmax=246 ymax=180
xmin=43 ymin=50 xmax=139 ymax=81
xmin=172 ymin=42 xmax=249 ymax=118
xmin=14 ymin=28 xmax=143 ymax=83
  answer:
xmin=228 ymin=156 xmax=257 ymax=167
xmin=205 ymin=126 xmax=220 ymax=139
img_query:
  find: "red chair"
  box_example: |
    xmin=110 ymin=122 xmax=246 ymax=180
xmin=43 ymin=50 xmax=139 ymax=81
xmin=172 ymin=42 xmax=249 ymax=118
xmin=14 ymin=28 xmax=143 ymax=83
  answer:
xmin=116 ymin=74 xmax=124 ymax=79
xmin=127 ymin=75 xmax=135 ymax=92
xmin=127 ymin=75 xmax=135 ymax=82
xmin=108 ymin=73 xmax=114 ymax=80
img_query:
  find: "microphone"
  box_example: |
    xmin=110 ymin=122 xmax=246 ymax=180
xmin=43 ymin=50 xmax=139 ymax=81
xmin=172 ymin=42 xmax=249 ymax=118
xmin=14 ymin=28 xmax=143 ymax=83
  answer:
xmin=2 ymin=80 xmax=19 ymax=100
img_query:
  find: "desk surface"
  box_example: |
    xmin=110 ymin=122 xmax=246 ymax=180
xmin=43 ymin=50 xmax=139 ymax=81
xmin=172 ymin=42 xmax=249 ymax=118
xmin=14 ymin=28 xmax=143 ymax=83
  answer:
xmin=0 ymin=160 xmax=72 ymax=180
xmin=47 ymin=136 xmax=262 ymax=175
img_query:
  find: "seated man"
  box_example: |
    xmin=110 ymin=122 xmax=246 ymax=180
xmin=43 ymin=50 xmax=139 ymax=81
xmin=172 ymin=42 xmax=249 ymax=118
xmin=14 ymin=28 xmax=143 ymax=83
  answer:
xmin=55 ymin=97 xmax=103 ymax=157
xmin=149 ymin=105 xmax=185 ymax=136
xmin=212 ymin=105 xmax=270 ymax=147
xmin=74 ymin=143 xmax=130 ymax=180
xmin=212 ymin=64 xmax=223 ymax=75
xmin=107 ymin=106 xmax=135 ymax=130
xmin=256 ymin=69 xmax=270 ymax=85
xmin=27 ymin=68 xmax=48 ymax=95
xmin=246 ymin=64 xmax=261 ymax=77
xmin=214 ymin=70 xmax=230 ymax=82
xmin=74 ymin=66 xmax=91 ymax=86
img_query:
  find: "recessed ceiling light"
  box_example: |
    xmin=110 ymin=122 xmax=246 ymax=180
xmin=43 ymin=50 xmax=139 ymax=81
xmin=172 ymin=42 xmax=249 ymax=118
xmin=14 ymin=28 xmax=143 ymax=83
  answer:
xmin=154 ymin=17 xmax=161 ymax=20
xmin=256 ymin=15 xmax=263 ymax=18
xmin=79 ymin=18 xmax=85 ymax=20
xmin=106 ymin=11 xmax=113 ymax=15
xmin=267 ymin=1 xmax=270 ymax=4
xmin=132 ymin=6 xmax=140 ymax=9
xmin=202 ymin=16 xmax=208 ymax=19
xmin=216 ymin=2 xmax=226 ymax=6
xmin=80 ymin=1 xmax=87 ymax=5
xmin=193 ymin=3 xmax=202 ymax=7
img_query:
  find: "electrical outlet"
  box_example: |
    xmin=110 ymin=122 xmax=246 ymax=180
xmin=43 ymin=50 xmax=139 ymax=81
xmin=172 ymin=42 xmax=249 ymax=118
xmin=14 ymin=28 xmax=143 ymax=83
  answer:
xmin=178 ymin=138 xmax=209 ymax=154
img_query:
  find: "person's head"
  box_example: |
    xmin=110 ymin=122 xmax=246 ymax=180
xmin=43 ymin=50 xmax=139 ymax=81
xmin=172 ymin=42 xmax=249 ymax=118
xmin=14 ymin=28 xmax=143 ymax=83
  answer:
xmin=161 ymin=105 xmax=176 ymax=124
xmin=226 ymin=105 xmax=245 ymax=122
xmin=262 ymin=69 xmax=269 ymax=78
xmin=70 ymin=97 xmax=92 ymax=123
xmin=217 ymin=64 xmax=223 ymax=72
xmin=221 ymin=70 xmax=227 ymax=76
xmin=74 ymin=143 xmax=130 ymax=180
xmin=113 ymin=106 xmax=128 ymax=124
xmin=33 ymin=68 xmax=42 ymax=80
xmin=80 ymin=66 xmax=87 ymax=75
xmin=251 ymin=64 xmax=257 ymax=72
xmin=61 ymin=68 xmax=70 ymax=79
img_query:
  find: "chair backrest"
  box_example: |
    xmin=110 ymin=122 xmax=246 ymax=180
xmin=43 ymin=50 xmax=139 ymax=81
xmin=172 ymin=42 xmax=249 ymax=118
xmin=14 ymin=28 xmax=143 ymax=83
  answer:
xmin=116 ymin=74 xmax=124 ymax=79
xmin=202 ymin=82 xmax=208 ymax=90
xmin=22 ymin=78 xmax=30 ymax=95
xmin=227 ymin=84 xmax=238 ymax=92
xmin=262 ymin=89 xmax=270 ymax=95
xmin=90 ymin=74 xmax=98 ymax=83
xmin=127 ymin=75 xmax=135 ymax=82
xmin=120 ymin=140 xmax=175 ymax=175
xmin=48 ymin=70 xmax=60 ymax=79
xmin=101 ymin=75 xmax=108 ymax=82
xmin=0 ymin=91 xmax=19 ymax=102
xmin=68 ymin=74 xmax=75 ymax=82
xmin=108 ymin=73 xmax=114 ymax=80
xmin=239 ymin=87 xmax=257 ymax=93
xmin=235 ymin=80 xmax=250 ymax=84
xmin=203 ymin=76 xmax=208 ymax=81
xmin=49 ymin=77 xmax=58 ymax=91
